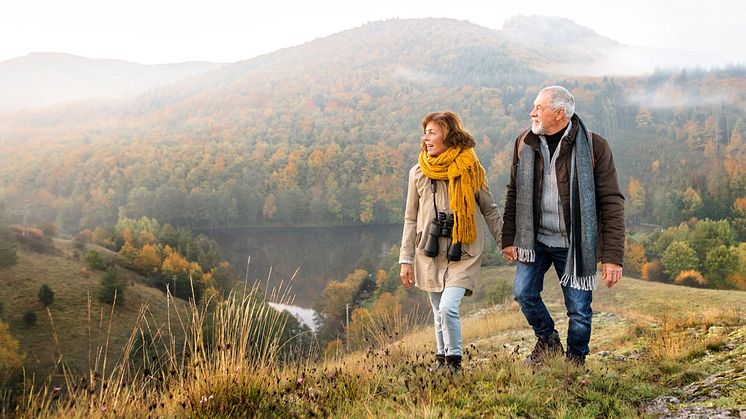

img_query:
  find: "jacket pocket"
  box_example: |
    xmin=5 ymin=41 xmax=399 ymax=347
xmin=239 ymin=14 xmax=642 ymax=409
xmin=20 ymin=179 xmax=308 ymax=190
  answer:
xmin=415 ymin=231 xmax=423 ymax=248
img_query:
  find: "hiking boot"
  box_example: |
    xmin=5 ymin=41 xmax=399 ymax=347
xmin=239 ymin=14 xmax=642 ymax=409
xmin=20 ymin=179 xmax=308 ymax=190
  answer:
xmin=434 ymin=354 xmax=446 ymax=370
xmin=566 ymin=352 xmax=586 ymax=366
xmin=524 ymin=331 xmax=564 ymax=367
xmin=445 ymin=355 xmax=462 ymax=373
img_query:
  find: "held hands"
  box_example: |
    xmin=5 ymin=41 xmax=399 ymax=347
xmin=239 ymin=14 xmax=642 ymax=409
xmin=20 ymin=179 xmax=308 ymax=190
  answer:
xmin=400 ymin=264 xmax=414 ymax=288
xmin=603 ymin=263 xmax=623 ymax=288
xmin=501 ymin=245 xmax=517 ymax=261
xmin=502 ymin=245 xmax=622 ymax=287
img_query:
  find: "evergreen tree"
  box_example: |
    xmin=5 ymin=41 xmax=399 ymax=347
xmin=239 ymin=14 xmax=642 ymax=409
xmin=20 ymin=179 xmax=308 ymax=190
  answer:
xmin=84 ymin=249 xmax=108 ymax=270
xmin=98 ymin=267 xmax=125 ymax=305
xmin=23 ymin=310 xmax=37 ymax=326
xmin=37 ymin=284 xmax=55 ymax=306
xmin=159 ymin=223 xmax=179 ymax=248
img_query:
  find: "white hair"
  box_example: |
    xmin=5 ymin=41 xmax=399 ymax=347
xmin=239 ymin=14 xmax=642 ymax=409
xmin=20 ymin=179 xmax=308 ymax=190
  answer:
xmin=540 ymin=86 xmax=575 ymax=120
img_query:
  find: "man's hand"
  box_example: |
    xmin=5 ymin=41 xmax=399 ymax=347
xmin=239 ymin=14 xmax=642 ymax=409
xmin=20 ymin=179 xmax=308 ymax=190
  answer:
xmin=602 ymin=263 xmax=623 ymax=288
xmin=400 ymin=264 xmax=414 ymax=288
xmin=501 ymin=246 xmax=517 ymax=261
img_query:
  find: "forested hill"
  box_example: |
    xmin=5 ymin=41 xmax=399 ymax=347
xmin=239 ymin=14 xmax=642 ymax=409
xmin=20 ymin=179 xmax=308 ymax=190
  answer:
xmin=1 ymin=18 xmax=745 ymax=235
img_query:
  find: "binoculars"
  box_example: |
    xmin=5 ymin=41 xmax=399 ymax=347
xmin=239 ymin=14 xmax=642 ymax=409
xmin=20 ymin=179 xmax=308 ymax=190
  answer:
xmin=423 ymin=212 xmax=462 ymax=261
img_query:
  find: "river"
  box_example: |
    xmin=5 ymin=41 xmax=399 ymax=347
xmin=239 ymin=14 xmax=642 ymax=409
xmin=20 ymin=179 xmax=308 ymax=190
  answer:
xmin=199 ymin=224 xmax=403 ymax=309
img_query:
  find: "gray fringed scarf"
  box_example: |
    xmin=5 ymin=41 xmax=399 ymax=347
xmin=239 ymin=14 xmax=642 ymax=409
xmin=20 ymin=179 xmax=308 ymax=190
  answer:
xmin=514 ymin=116 xmax=598 ymax=290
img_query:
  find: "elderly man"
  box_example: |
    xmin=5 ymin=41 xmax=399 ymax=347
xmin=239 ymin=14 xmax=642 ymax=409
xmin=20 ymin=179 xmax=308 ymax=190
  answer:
xmin=501 ymin=86 xmax=625 ymax=366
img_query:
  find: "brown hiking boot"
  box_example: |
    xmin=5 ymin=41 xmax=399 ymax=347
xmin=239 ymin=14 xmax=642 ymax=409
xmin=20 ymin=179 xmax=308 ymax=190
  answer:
xmin=525 ymin=331 xmax=564 ymax=367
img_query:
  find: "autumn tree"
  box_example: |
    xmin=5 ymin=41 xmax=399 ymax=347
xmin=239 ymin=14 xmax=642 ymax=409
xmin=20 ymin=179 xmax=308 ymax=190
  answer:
xmin=704 ymin=245 xmax=741 ymax=289
xmin=688 ymin=219 xmax=735 ymax=261
xmin=92 ymin=226 xmax=115 ymax=250
xmin=661 ymin=241 xmax=699 ymax=280
xmin=645 ymin=224 xmax=690 ymax=261
xmin=209 ymin=261 xmax=241 ymax=292
xmin=133 ymin=243 xmax=162 ymax=275
xmin=674 ymin=270 xmax=707 ymax=287
xmin=626 ymin=177 xmax=646 ymax=224
xmin=314 ymin=269 xmax=369 ymax=343
xmin=161 ymin=246 xmax=205 ymax=301
xmin=679 ymin=188 xmax=703 ymax=219
xmin=117 ymin=242 xmax=138 ymax=266
xmin=0 ymin=320 xmax=24 ymax=386
xmin=624 ymin=241 xmax=647 ymax=278
xmin=641 ymin=259 xmax=664 ymax=282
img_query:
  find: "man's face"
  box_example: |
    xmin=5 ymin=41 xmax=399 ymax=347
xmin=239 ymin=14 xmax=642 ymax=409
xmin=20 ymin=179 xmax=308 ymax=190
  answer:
xmin=530 ymin=91 xmax=564 ymax=135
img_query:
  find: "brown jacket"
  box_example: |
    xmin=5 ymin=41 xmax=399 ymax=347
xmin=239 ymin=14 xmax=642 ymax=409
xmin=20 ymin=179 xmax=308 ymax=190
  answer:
xmin=400 ymin=164 xmax=502 ymax=295
xmin=501 ymin=116 xmax=625 ymax=266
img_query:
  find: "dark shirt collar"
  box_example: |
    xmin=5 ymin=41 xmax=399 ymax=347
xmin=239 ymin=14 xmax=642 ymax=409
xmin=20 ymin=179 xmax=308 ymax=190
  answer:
xmin=546 ymin=122 xmax=570 ymax=143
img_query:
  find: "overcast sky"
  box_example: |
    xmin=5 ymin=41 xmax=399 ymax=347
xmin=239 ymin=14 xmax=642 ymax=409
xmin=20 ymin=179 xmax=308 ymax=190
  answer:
xmin=1 ymin=0 xmax=743 ymax=66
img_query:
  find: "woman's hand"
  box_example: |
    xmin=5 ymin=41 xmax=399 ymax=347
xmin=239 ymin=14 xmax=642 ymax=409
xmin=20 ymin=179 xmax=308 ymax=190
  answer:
xmin=400 ymin=264 xmax=414 ymax=288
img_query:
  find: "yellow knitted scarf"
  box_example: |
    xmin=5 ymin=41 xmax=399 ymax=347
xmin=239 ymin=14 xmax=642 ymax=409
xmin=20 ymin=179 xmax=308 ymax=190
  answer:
xmin=418 ymin=146 xmax=486 ymax=244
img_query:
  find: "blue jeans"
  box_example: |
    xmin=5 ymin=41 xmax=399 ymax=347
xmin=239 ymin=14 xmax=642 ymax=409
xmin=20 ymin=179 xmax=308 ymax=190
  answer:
xmin=428 ymin=287 xmax=466 ymax=357
xmin=513 ymin=241 xmax=593 ymax=357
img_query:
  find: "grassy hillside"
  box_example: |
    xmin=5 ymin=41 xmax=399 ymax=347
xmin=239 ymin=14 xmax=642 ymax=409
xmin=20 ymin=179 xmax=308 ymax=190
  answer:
xmin=4 ymin=261 xmax=744 ymax=417
xmin=0 ymin=239 xmax=189 ymax=380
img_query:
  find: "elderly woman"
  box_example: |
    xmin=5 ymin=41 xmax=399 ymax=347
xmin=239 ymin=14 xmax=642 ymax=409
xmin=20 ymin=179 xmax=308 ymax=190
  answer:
xmin=399 ymin=111 xmax=502 ymax=372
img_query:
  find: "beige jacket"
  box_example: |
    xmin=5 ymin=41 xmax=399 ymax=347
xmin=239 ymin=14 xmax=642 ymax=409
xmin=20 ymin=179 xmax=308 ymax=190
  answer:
xmin=399 ymin=164 xmax=502 ymax=295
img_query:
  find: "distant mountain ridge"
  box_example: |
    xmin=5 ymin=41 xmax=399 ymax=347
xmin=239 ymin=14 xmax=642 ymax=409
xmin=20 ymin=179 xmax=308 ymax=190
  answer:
xmin=0 ymin=52 xmax=225 ymax=112
xmin=503 ymin=15 xmax=618 ymax=47
xmin=0 ymin=16 xmax=717 ymax=114
xmin=502 ymin=15 xmax=725 ymax=75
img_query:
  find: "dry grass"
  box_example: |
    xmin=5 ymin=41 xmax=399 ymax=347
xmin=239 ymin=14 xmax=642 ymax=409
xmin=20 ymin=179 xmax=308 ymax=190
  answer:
xmin=0 ymin=246 xmax=189 ymax=380
xmin=5 ymin=257 xmax=746 ymax=417
xmin=7 ymin=277 xmax=301 ymax=418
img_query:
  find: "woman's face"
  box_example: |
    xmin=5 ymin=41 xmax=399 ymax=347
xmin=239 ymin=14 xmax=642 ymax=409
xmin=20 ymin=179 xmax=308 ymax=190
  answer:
xmin=423 ymin=121 xmax=447 ymax=157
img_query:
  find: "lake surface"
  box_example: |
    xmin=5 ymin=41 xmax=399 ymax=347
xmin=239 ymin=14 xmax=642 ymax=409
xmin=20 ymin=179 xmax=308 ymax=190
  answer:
xmin=199 ymin=224 xmax=403 ymax=308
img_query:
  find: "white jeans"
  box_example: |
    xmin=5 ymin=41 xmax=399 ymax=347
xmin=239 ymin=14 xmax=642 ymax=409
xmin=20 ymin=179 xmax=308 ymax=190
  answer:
xmin=428 ymin=287 xmax=466 ymax=357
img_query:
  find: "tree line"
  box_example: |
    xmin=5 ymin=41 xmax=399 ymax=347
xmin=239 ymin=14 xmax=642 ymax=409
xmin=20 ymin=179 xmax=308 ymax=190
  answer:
xmin=2 ymin=69 xmax=745 ymax=236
